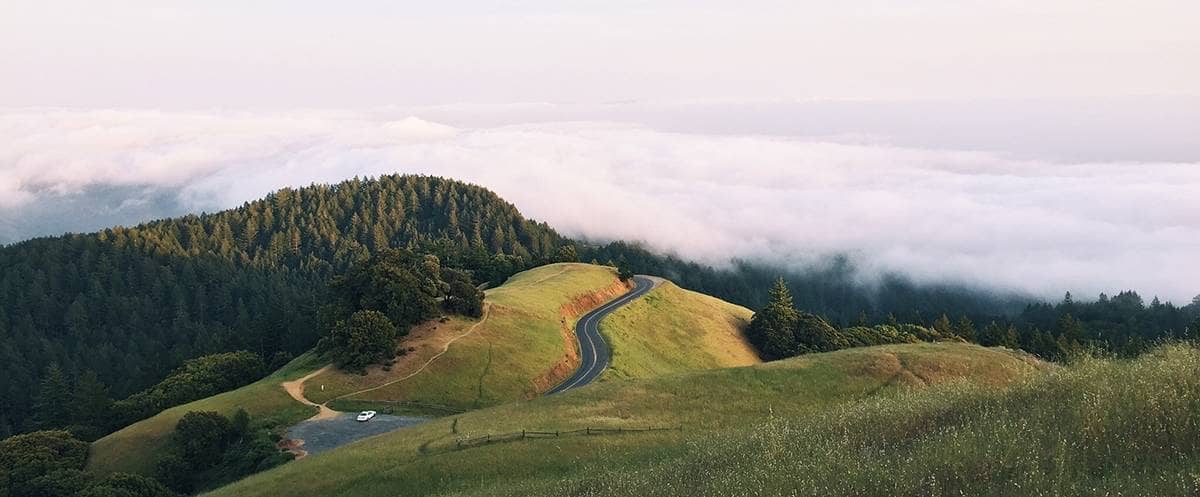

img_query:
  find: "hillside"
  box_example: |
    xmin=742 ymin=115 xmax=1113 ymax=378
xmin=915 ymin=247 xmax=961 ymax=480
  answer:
xmin=600 ymin=280 xmax=759 ymax=379
xmin=87 ymin=354 xmax=323 ymax=475
xmin=0 ymin=175 xmax=571 ymax=436
xmin=447 ymin=345 xmax=1200 ymax=497
xmin=202 ymin=343 xmax=1048 ymax=497
xmin=306 ymin=263 xmax=632 ymax=410
xmin=90 ymin=263 xmax=761 ymax=478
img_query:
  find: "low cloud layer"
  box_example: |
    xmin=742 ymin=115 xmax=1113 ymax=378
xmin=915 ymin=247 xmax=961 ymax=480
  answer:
xmin=1 ymin=109 xmax=1197 ymax=302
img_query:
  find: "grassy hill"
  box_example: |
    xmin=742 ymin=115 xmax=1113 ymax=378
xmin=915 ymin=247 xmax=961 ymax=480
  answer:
xmin=88 ymin=353 xmax=323 ymax=475
xmin=89 ymin=263 xmax=762 ymax=477
xmin=308 ymin=263 xmax=632 ymax=411
xmin=600 ymin=280 xmax=759 ymax=379
xmin=202 ymin=343 xmax=1048 ymax=497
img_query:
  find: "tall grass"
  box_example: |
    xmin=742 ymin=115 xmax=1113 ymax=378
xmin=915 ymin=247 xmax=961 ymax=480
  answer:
xmin=487 ymin=344 xmax=1200 ymax=497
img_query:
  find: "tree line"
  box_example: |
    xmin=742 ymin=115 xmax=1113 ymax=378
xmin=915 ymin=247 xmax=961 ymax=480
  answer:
xmin=747 ymin=278 xmax=1200 ymax=361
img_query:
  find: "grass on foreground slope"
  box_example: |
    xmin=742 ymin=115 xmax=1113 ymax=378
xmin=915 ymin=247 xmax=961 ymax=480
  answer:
xmin=307 ymin=263 xmax=630 ymax=411
xmin=203 ymin=343 xmax=1044 ymax=497
xmin=88 ymin=353 xmax=323 ymax=475
xmin=512 ymin=344 xmax=1200 ymax=497
xmin=600 ymin=280 xmax=759 ymax=379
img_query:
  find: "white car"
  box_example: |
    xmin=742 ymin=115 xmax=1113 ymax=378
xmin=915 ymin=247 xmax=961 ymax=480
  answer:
xmin=355 ymin=410 xmax=377 ymax=422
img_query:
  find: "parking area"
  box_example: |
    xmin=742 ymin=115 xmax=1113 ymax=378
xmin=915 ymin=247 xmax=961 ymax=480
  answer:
xmin=285 ymin=413 xmax=430 ymax=456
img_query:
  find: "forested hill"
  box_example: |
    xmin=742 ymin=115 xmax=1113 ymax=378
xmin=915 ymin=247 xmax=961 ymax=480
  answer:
xmin=0 ymin=175 xmax=570 ymax=436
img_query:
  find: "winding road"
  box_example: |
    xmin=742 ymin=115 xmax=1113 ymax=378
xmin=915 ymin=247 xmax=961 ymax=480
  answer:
xmin=547 ymin=275 xmax=657 ymax=394
xmin=282 ymin=273 xmax=656 ymax=457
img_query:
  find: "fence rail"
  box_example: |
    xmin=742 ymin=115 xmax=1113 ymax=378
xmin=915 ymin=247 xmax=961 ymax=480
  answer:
xmin=335 ymin=399 xmax=467 ymax=414
xmin=452 ymin=425 xmax=682 ymax=450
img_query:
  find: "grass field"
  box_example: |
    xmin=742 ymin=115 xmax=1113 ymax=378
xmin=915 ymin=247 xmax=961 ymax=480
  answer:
xmin=496 ymin=344 xmax=1200 ymax=497
xmin=87 ymin=352 xmax=323 ymax=475
xmin=202 ymin=343 xmax=1048 ymax=497
xmin=600 ymin=281 xmax=759 ymax=379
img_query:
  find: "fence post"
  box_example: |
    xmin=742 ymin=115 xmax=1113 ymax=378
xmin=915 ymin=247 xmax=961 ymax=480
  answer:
xmin=586 ymin=427 xmax=591 ymax=435
xmin=522 ymin=429 xmax=526 ymax=439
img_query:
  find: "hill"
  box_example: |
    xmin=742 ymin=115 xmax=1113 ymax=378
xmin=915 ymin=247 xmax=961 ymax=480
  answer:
xmin=301 ymin=264 xmax=763 ymax=410
xmin=0 ymin=175 xmax=570 ymax=436
xmin=89 ymin=262 xmax=761 ymax=477
xmin=201 ymin=343 xmax=1048 ymax=497
xmin=88 ymin=353 xmax=323 ymax=475
xmin=306 ymin=263 xmax=632 ymax=411
xmin=599 ymin=280 xmax=759 ymax=379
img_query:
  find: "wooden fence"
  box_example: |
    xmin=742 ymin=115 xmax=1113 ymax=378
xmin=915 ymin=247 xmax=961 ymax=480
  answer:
xmin=453 ymin=425 xmax=682 ymax=450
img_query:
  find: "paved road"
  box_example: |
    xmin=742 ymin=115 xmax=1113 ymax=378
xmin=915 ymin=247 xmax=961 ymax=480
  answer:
xmin=286 ymin=413 xmax=429 ymax=456
xmin=547 ymin=275 xmax=656 ymax=394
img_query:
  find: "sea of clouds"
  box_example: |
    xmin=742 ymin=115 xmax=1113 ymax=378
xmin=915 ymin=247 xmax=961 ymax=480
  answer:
xmin=1 ymin=107 xmax=1197 ymax=302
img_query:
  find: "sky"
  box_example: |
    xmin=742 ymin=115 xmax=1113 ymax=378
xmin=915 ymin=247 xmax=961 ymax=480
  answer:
xmin=1 ymin=1 xmax=1198 ymax=302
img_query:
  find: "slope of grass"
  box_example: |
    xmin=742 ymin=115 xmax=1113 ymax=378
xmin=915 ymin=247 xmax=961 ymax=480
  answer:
xmin=497 ymin=344 xmax=1200 ymax=497
xmin=88 ymin=353 xmax=323 ymax=475
xmin=600 ymin=281 xmax=759 ymax=379
xmin=305 ymin=263 xmax=631 ymax=410
xmin=202 ymin=343 xmax=1045 ymax=497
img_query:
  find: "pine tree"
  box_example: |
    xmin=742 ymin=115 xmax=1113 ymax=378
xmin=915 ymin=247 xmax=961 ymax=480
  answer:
xmin=72 ymin=370 xmax=114 ymax=435
xmin=747 ymin=278 xmax=800 ymax=360
xmin=954 ymin=315 xmax=976 ymax=342
xmin=33 ymin=364 xmax=71 ymax=429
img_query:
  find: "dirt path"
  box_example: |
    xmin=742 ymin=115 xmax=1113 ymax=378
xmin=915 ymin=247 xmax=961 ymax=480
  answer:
xmin=282 ymin=365 xmax=339 ymax=422
xmin=529 ymin=266 xmax=570 ymax=285
xmin=333 ymin=303 xmax=494 ymax=401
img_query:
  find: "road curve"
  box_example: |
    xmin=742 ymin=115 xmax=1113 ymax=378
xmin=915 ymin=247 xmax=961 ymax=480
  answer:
xmin=547 ymin=275 xmax=656 ymax=394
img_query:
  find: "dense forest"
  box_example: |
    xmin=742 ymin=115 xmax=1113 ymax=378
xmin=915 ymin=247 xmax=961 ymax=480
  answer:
xmin=0 ymin=175 xmax=570 ymax=437
xmin=745 ymin=278 xmax=1200 ymax=362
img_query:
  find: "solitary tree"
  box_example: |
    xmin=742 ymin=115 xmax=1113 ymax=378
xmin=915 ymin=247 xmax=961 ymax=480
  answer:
xmin=747 ymin=278 xmax=800 ymax=360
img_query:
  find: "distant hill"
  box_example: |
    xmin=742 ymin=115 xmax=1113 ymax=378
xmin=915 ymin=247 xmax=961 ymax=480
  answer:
xmin=0 ymin=175 xmax=570 ymax=436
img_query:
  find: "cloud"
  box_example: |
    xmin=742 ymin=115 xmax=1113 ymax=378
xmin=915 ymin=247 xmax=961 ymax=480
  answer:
xmin=1 ymin=108 xmax=1197 ymax=302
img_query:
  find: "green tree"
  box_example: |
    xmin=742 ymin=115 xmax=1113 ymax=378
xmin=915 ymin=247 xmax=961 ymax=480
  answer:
xmin=33 ymin=365 xmax=70 ymax=430
xmin=616 ymin=262 xmax=635 ymax=282
xmin=853 ymin=311 xmax=869 ymax=327
xmin=792 ymin=312 xmax=843 ymax=352
xmin=954 ymin=315 xmax=976 ymax=342
xmin=0 ymin=430 xmax=89 ymax=497
xmin=173 ymin=411 xmax=233 ymax=470
xmin=442 ymin=268 xmax=484 ymax=318
xmin=77 ymin=473 xmax=177 ymax=497
xmin=70 ymin=370 xmax=114 ymax=440
xmin=230 ymin=408 xmax=250 ymax=438
xmin=319 ymin=310 xmax=398 ymax=371
xmin=554 ymin=244 xmax=578 ymax=263
xmin=746 ymin=278 xmax=799 ymax=360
